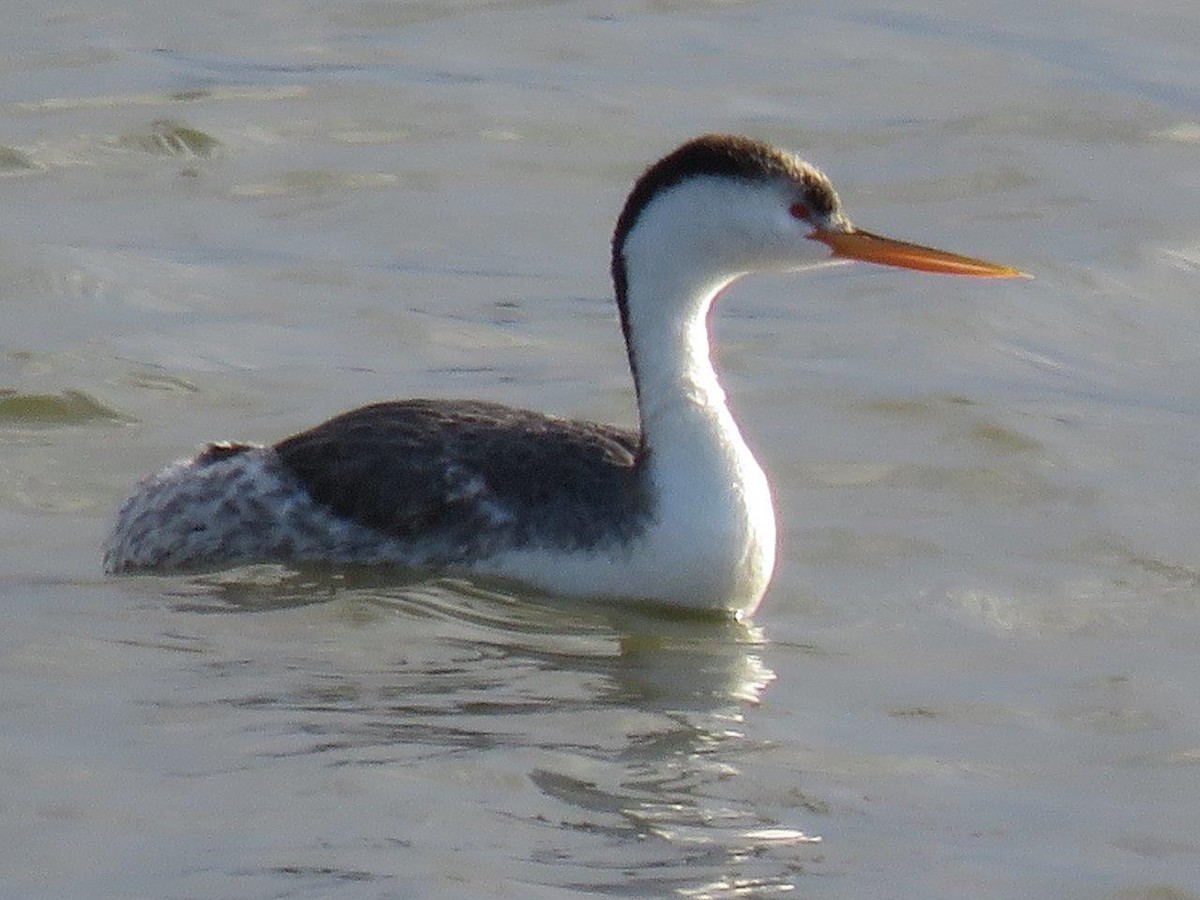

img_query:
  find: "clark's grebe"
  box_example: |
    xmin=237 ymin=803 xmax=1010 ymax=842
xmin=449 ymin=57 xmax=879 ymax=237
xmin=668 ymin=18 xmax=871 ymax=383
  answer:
xmin=103 ymin=134 xmax=1023 ymax=616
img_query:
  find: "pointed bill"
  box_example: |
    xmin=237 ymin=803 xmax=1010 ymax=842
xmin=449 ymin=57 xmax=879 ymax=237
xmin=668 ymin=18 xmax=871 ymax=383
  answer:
xmin=810 ymin=228 xmax=1027 ymax=278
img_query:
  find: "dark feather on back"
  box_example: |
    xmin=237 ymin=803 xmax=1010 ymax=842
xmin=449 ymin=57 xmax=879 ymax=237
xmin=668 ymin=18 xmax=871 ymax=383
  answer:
xmin=274 ymin=399 xmax=651 ymax=559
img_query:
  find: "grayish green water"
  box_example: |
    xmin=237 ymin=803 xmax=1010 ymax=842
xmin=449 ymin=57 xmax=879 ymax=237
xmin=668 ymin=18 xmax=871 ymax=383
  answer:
xmin=2 ymin=1 xmax=1199 ymax=897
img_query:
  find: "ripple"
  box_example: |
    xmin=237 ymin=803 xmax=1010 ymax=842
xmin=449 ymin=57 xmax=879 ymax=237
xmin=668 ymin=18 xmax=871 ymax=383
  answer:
xmin=116 ymin=120 xmax=221 ymax=158
xmin=0 ymin=389 xmax=129 ymax=426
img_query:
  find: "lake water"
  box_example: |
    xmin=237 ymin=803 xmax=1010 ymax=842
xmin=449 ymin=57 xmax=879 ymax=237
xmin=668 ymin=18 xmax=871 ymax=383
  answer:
xmin=2 ymin=1 xmax=1199 ymax=897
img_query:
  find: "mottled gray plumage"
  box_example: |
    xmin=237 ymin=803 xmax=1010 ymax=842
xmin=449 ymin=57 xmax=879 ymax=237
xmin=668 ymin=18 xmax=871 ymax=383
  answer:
xmin=103 ymin=444 xmax=413 ymax=572
xmin=273 ymin=399 xmax=651 ymax=560
xmin=104 ymin=401 xmax=652 ymax=573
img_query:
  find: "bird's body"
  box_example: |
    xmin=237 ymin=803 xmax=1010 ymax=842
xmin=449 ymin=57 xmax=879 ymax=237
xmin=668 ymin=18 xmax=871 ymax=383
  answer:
xmin=104 ymin=134 xmax=1021 ymax=617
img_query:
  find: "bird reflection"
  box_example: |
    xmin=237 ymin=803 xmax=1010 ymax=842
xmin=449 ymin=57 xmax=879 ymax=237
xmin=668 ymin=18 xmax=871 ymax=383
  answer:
xmin=167 ymin=566 xmax=822 ymax=895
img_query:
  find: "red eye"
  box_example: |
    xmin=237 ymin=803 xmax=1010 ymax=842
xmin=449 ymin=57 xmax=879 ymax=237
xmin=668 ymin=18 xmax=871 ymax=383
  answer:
xmin=789 ymin=202 xmax=810 ymax=221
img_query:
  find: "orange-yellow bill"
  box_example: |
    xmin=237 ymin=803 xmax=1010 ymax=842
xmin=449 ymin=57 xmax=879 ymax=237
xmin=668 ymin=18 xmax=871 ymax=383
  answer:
xmin=810 ymin=228 xmax=1027 ymax=278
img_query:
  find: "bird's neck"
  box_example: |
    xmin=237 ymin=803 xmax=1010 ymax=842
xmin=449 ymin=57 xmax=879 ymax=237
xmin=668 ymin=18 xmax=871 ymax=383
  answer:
xmin=625 ymin=270 xmax=734 ymax=434
xmin=619 ymin=248 xmax=759 ymax=486
xmin=618 ymin=256 xmax=776 ymax=611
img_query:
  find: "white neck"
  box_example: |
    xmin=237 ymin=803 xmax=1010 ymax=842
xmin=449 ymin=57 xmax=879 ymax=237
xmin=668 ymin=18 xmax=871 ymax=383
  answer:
xmin=628 ymin=271 xmax=733 ymax=425
xmin=623 ymin=240 xmax=757 ymax=492
xmin=618 ymin=200 xmax=777 ymax=612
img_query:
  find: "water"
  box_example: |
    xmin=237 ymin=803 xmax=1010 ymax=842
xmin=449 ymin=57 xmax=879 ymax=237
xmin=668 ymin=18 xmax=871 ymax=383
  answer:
xmin=3 ymin=1 xmax=1199 ymax=897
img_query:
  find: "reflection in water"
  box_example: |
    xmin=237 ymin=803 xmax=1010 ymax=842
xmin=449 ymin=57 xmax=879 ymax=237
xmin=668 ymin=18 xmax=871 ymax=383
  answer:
xmin=168 ymin=567 xmax=822 ymax=896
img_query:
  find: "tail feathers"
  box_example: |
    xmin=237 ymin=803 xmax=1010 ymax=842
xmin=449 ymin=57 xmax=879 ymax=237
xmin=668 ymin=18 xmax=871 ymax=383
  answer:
xmin=102 ymin=444 xmax=272 ymax=573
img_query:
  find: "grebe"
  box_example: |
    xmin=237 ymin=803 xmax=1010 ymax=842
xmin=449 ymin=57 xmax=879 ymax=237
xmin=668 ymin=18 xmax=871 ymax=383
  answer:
xmin=103 ymin=134 xmax=1023 ymax=616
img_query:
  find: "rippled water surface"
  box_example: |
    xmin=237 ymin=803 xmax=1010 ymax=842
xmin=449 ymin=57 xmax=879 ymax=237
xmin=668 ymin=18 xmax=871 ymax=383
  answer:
xmin=3 ymin=1 xmax=1200 ymax=897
